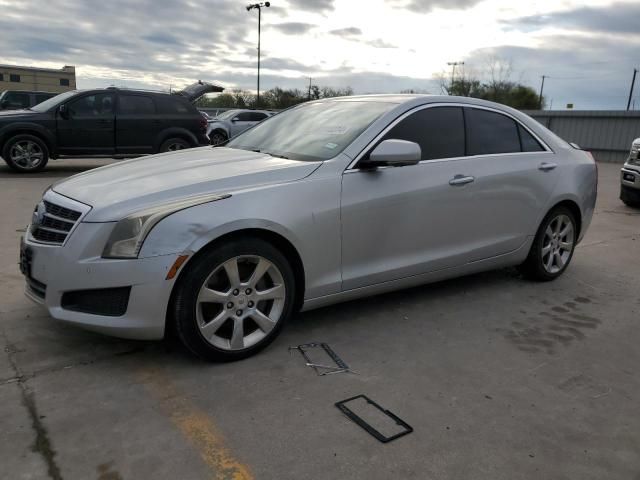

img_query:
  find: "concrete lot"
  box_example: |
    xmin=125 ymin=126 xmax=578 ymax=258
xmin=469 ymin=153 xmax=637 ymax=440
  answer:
xmin=0 ymin=158 xmax=639 ymax=480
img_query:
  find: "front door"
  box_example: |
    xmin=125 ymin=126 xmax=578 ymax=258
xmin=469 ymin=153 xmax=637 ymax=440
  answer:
xmin=57 ymin=92 xmax=115 ymax=155
xmin=341 ymin=106 xmax=476 ymax=290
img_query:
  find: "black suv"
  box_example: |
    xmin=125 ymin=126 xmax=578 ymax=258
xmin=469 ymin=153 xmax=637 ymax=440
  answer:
xmin=0 ymin=81 xmax=222 ymax=172
xmin=0 ymin=90 xmax=58 ymax=110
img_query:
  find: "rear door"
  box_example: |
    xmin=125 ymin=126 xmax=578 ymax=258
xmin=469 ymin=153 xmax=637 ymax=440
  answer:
xmin=456 ymin=107 xmax=558 ymax=260
xmin=57 ymin=92 xmax=115 ymax=154
xmin=115 ymin=93 xmax=158 ymax=154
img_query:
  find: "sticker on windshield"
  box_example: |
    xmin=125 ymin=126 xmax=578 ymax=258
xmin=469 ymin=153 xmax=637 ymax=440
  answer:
xmin=324 ymin=142 xmax=339 ymax=150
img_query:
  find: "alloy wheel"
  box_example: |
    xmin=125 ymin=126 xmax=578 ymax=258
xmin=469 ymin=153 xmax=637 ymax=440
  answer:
xmin=167 ymin=142 xmax=185 ymax=151
xmin=541 ymin=214 xmax=574 ymax=274
xmin=196 ymin=255 xmax=286 ymax=351
xmin=9 ymin=140 xmax=44 ymax=169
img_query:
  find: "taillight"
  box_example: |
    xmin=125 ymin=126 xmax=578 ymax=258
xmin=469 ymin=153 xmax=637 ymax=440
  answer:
xmin=199 ymin=116 xmax=207 ymax=133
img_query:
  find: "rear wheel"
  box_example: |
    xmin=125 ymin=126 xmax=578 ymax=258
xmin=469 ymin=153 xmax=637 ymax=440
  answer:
xmin=159 ymin=137 xmax=191 ymax=152
xmin=519 ymin=206 xmax=577 ymax=281
xmin=172 ymin=238 xmax=296 ymax=361
xmin=2 ymin=134 xmax=49 ymax=173
xmin=209 ymin=131 xmax=227 ymax=146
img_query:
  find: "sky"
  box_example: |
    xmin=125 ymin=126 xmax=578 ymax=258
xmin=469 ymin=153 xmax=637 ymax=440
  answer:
xmin=0 ymin=0 xmax=639 ymax=110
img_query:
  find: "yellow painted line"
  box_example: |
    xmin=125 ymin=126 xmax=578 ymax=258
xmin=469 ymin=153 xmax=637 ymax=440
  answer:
xmin=138 ymin=367 xmax=253 ymax=480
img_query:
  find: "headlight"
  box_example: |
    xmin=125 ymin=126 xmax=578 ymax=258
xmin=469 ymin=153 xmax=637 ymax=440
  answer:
xmin=102 ymin=193 xmax=230 ymax=259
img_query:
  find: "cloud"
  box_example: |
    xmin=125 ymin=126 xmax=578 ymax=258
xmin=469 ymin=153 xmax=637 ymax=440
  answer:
xmin=270 ymin=22 xmax=316 ymax=35
xmin=389 ymin=0 xmax=484 ymax=13
xmin=505 ymin=2 xmax=640 ymax=34
xmin=328 ymin=27 xmax=362 ymax=37
xmin=286 ymin=0 xmax=334 ymax=13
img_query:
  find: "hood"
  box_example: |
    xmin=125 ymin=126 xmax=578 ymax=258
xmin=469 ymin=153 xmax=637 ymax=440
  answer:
xmin=0 ymin=108 xmax=37 ymax=118
xmin=53 ymin=147 xmax=321 ymax=221
xmin=176 ymin=81 xmax=225 ymax=103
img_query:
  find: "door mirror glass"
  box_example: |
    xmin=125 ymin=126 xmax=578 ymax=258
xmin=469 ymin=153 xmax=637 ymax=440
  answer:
xmin=363 ymin=139 xmax=421 ymax=167
xmin=58 ymin=104 xmax=69 ymax=118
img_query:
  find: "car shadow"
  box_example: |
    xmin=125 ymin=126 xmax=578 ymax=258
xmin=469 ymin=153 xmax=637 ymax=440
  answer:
xmin=0 ymin=158 xmax=120 ymax=178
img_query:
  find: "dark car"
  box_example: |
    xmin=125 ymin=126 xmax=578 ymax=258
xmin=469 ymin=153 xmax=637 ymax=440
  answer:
xmin=0 ymin=81 xmax=222 ymax=172
xmin=0 ymin=90 xmax=58 ymax=111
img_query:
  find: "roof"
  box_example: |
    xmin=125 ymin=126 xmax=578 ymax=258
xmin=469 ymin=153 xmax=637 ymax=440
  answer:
xmin=0 ymin=64 xmax=75 ymax=74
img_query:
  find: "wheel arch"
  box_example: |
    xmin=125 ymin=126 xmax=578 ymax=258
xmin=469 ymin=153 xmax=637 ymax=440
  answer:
xmin=155 ymin=127 xmax=198 ymax=152
xmin=547 ymin=198 xmax=583 ymax=239
xmin=166 ymin=227 xmax=306 ymax=333
xmin=0 ymin=125 xmax=57 ymax=158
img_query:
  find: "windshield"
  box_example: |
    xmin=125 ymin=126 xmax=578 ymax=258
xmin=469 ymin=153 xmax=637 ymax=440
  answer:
xmin=215 ymin=110 xmax=238 ymax=120
xmin=227 ymin=100 xmax=394 ymax=161
xmin=30 ymin=90 xmax=79 ymax=112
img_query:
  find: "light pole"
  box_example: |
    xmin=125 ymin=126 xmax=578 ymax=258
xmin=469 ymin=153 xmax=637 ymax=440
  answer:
xmin=627 ymin=68 xmax=638 ymax=111
xmin=538 ymin=75 xmax=546 ymax=110
xmin=246 ymin=2 xmax=270 ymax=108
xmin=446 ymin=61 xmax=464 ymax=94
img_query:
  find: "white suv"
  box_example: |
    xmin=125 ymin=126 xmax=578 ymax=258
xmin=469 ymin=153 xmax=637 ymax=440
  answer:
xmin=621 ymin=137 xmax=640 ymax=207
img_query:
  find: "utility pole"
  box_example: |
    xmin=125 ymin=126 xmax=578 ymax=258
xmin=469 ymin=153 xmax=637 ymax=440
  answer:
xmin=627 ymin=68 xmax=638 ymax=111
xmin=538 ymin=75 xmax=546 ymax=110
xmin=446 ymin=61 xmax=464 ymax=94
xmin=246 ymin=2 xmax=270 ymax=108
xmin=308 ymin=77 xmax=312 ymax=101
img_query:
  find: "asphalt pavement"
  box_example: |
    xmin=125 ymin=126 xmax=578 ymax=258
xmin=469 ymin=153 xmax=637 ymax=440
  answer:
xmin=0 ymin=158 xmax=639 ymax=480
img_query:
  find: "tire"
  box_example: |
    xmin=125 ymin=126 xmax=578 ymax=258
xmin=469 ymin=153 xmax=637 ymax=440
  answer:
xmin=518 ymin=206 xmax=578 ymax=281
xmin=2 ymin=134 xmax=49 ymax=173
xmin=209 ymin=131 xmax=227 ymax=146
xmin=172 ymin=238 xmax=296 ymax=361
xmin=620 ymin=187 xmax=640 ymax=208
xmin=159 ymin=137 xmax=191 ymax=153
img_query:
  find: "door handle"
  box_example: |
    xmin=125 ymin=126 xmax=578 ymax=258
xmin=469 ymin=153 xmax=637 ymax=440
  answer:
xmin=538 ymin=162 xmax=557 ymax=171
xmin=449 ymin=175 xmax=475 ymax=186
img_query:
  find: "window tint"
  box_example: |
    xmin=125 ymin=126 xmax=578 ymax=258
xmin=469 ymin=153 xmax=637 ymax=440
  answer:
xmin=68 ymin=93 xmax=115 ymax=117
xmin=466 ymin=108 xmax=520 ymax=155
xmin=156 ymin=95 xmax=190 ymax=114
xmin=35 ymin=94 xmax=53 ymax=105
xmin=4 ymin=92 xmax=30 ymax=108
xmin=235 ymin=112 xmax=253 ymax=121
xmin=380 ymin=106 xmax=465 ymax=160
xmin=249 ymin=112 xmax=268 ymax=121
xmin=518 ymin=124 xmax=545 ymax=152
xmin=60 ymin=78 xmax=70 ymax=87
xmin=118 ymin=95 xmax=155 ymax=115
xmin=10 ymin=74 xmax=20 ymax=82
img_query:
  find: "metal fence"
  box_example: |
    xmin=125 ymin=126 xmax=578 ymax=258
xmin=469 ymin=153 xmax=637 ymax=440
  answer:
xmin=523 ymin=110 xmax=640 ymax=163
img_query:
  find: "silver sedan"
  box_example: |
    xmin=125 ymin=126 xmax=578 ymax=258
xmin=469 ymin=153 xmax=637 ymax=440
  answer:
xmin=21 ymin=95 xmax=597 ymax=361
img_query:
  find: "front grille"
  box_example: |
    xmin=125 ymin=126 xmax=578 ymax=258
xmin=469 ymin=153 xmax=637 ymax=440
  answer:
xmin=26 ymin=277 xmax=46 ymax=300
xmin=31 ymin=201 xmax=82 ymax=245
xmin=61 ymin=287 xmax=131 ymax=317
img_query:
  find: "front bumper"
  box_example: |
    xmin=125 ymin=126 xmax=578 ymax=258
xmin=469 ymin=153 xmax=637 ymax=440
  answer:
xmin=621 ymin=164 xmax=640 ymax=190
xmin=21 ymin=220 xmax=183 ymax=340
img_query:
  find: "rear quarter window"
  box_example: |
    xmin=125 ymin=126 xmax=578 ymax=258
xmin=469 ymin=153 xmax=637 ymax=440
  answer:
xmin=156 ymin=95 xmax=193 ymax=114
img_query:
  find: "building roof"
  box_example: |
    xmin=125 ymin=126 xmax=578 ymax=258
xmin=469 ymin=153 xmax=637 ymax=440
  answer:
xmin=0 ymin=64 xmax=75 ymax=73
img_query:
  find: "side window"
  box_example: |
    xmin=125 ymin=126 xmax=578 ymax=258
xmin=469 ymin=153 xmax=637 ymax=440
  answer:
xmin=117 ymin=95 xmax=155 ymax=115
xmin=35 ymin=94 xmax=53 ymax=105
xmin=518 ymin=124 xmax=545 ymax=152
xmin=466 ymin=108 xmax=520 ymax=155
xmin=235 ymin=112 xmax=253 ymax=121
xmin=250 ymin=112 xmax=268 ymax=121
xmin=156 ymin=96 xmax=190 ymax=114
xmin=4 ymin=92 xmax=30 ymax=108
xmin=380 ymin=106 xmax=465 ymax=160
xmin=68 ymin=93 xmax=115 ymax=117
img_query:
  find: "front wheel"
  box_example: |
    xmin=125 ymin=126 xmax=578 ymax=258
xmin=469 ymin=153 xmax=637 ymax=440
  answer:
xmin=172 ymin=238 xmax=296 ymax=361
xmin=519 ymin=206 xmax=577 ymax=281
xmin=2 ymin=134 xmax=49 ymax=173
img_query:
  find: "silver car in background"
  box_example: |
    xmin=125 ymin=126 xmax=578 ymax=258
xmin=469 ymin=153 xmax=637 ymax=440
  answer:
xmin=206 ymin=109 xmax=273 ymax=145
xmin=620 ymin=137 xmax=640 ymax=207
xmin=20 ymin=95 xmax=597 ymax=361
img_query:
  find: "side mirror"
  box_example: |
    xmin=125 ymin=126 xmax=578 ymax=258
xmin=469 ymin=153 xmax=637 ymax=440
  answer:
xmin=58 ymin=104 xmax=69 ymax=118
xmin=231 ymin=117 xmax=239 ymax=123
xmin=362 ymin=139 xmax=421 ymax=168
